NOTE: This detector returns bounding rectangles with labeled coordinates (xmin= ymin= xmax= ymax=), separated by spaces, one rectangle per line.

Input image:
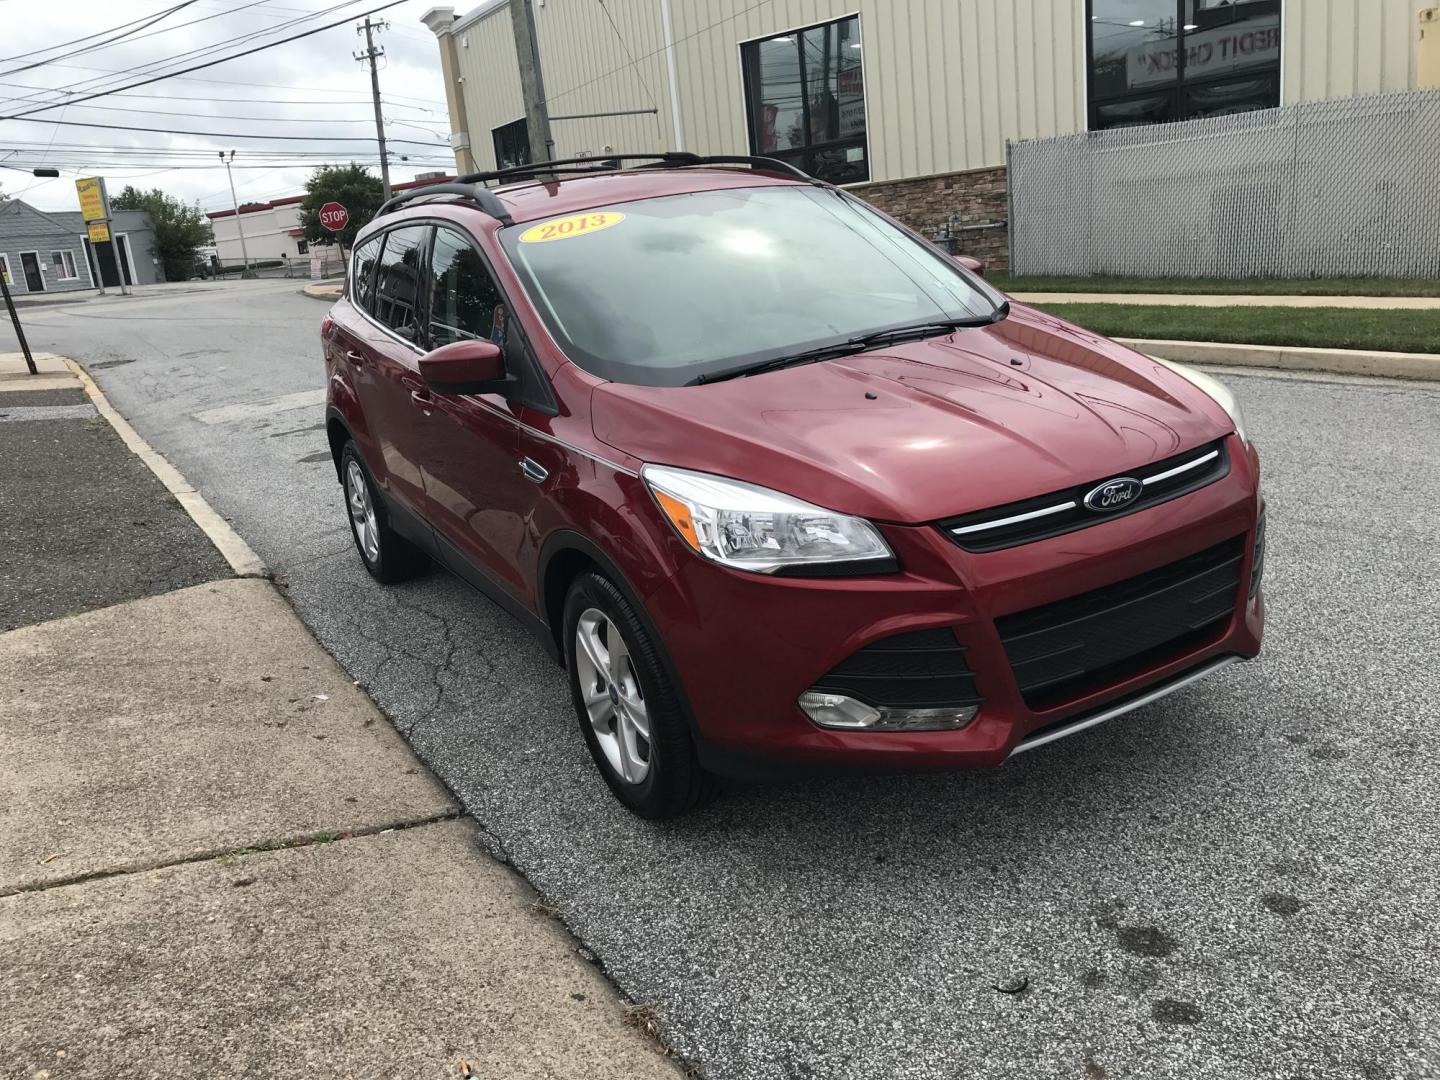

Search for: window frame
xmin=350 ymin=220 xmax=556 ymax=413
xmin=738 ymin=12 xmax=871 ymax=185
xmin=1084 ymin=0 xmax=1282 ymax=131
xmin=0 ymin=253 xmax=10 ymax=287
xmin=50 ymin=249 xmax=78 ymax=280
xmin=492 ymin=117 xmax=532 ymax=171
xmin=368 ymin=224 xmax=432 ymax=344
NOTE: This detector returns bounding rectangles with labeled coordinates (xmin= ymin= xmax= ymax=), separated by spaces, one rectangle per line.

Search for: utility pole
xmin=509 ymin=0 xmax=553 ymax=162
xmin=219 ymin=151 xmax=254 ymax=278
xmin=356 ymin=17 xmax=392 ymax=199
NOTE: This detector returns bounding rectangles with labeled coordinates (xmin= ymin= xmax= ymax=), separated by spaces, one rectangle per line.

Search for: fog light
xmin=798 ymin=691 xmax=979 ymax=732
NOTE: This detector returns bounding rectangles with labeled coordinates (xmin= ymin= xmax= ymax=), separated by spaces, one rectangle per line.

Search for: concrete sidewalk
xmin=1010 ymin=290 xmax=1440 ymax=309
xmin=0 ymin=351 xmax=683 ymax=1079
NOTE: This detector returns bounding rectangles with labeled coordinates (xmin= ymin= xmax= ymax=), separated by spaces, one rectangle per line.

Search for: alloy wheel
xmin=345 ymin=459 xmax=380 ymax=565
xmin=574 ymin=608 xmax=652 ymax=785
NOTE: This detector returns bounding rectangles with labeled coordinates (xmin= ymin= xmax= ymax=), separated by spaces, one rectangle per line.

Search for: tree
xmin=112 ymin=186 xmax=212 ymax=281
xmin=299 ymin=164 xmax=384 ymax=253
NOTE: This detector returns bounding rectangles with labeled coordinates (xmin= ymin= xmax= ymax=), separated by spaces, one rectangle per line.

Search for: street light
xmin=218 ymin=150 xmax=255 ymax=279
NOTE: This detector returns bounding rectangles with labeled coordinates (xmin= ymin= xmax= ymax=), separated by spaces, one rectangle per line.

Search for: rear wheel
xmin=340 ymin=442 xmax=429 ymax=583
xmin=563 ymin=571 xmax=712 ymax=819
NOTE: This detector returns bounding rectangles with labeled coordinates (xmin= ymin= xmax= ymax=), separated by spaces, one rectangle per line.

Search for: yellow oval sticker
xmin=519 ymin=211 xmax=625 ymax=243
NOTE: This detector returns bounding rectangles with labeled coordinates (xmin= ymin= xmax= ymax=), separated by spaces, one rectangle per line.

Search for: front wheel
xmin=563 ymin=572 xmax=712 ymax=819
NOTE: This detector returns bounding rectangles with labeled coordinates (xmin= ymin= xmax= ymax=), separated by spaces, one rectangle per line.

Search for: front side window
xmin=501 ymin=186 xmax=998 ymax=388
xmin=1088 ymin=0 xmax=1280 ymax=130
xmin=370 ymin=227 xmax=428 ymax=339
xmin=741 ymin=15 xmax=867 ymax=184
xmin=428 ymin=227 xmax=506 ymax=349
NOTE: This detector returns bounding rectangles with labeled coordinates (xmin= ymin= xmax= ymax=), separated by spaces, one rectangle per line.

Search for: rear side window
xmin=428 ymin=227 xmax=506 ymax=348
xmin=371 ymin=226 xmax=428 ymax=341
xmin=351 ymin=236 xmax=383 ymax=313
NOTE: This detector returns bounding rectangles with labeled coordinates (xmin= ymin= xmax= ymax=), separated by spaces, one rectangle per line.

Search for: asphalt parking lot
xmin=7 ymin=284 xmax=1439 ymax=1079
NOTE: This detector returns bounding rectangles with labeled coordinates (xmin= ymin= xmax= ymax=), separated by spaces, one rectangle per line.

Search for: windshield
xmin=499 ymin=185 xmax=1001 ymax=387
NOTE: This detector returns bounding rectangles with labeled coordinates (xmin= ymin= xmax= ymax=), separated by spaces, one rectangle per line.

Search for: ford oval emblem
xmin=1083 ymin=477 xmax=1143 ymax=512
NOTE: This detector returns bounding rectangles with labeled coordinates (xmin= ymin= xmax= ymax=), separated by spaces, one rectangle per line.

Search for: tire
xmin=340 ymin=441 xmax=430 ymax=584
xmin=563 ymin=571 xmax=713 ymax=819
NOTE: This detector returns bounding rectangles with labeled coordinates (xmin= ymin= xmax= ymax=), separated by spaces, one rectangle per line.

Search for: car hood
xmin=590 ymin=305 xmax=1235 ymax=524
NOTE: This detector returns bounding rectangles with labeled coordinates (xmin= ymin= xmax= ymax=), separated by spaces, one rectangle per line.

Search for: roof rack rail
xmin=374 ymin=152 xmax=821 ymax=224
xmin=375 ymin=182 xmax=515 ymax=225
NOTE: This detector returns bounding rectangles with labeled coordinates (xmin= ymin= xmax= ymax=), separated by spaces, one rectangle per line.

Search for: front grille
xmin=811 ymin=628 xmax=982 ymax=709
xmin=939 ymin=440 xmax=1230 ymax=553
xmin=996 ymin=537 xmax=1245 ymax=710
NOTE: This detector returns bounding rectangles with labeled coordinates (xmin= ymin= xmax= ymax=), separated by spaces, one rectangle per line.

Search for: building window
xmin=50 ymin=250 xmax=78 ymax=280
xmin=0 ymin=254 xmax=10 ymax=287
xmin=1087 ymin=0 xmax=1280 ymax=130
xmin=741 ymin=15 xmax=868 ymax=184
xmin=493 ymin=118 xmax=531 ymax=171
xmin=296 ymin=240 xmax=309 ymax=255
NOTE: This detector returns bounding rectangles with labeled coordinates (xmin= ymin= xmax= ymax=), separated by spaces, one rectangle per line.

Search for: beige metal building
xmin=421 ymin=0 xmax=1438 ymax=267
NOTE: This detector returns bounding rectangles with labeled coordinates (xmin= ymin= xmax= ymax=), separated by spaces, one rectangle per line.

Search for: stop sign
xmin=319 ymin=202 xmax=349 ymax=232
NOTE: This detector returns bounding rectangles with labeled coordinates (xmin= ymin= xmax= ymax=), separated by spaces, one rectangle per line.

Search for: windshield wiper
xmin=689 ymin=339 xmax=869 ymax=385
xmin=689 ymin=302 xmax=1010 ymax=386
xmin=847 ymin=304 xmax=1010 ymax=351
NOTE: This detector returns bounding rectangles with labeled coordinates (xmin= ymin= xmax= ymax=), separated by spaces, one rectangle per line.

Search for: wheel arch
xmin=537 ymin=529 xmax=703 ymax=742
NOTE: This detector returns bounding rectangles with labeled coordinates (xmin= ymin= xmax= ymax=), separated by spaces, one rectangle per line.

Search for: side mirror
xmin=419 ymin=339 xmax=510 ymax=395
xmin=954 ymin=254 xmax=986 ymax=278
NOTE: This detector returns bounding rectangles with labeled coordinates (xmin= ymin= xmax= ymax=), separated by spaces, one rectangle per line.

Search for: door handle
xmin=344 ymin=349 xmax=366 ymax=367
xmin=519 ymin=457 xmax=548 ymax=484
xmin=409 ymin=388 xmax=433 ymax=409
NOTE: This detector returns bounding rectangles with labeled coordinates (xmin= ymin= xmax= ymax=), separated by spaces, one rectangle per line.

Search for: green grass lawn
xmin=991 ymin=273 xmax=1440 ymax=298
xmin=1028 ymin=303 xmax=1440 ymax=355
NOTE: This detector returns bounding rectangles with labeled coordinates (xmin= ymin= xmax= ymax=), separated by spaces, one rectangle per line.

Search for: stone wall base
xmin=851 ymin=165 xmax=1010 ymax=271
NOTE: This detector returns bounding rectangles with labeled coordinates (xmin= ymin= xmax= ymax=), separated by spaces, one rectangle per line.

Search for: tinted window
xmin=493 ymin=118 xmax=531 ymax=171
xmin=428 ymin=228 xmax=506 ymax=348
xmin=371 ymin=226 xmax=428 ymax=339
xmin=742 ymin=15 xmax=867 ymax=184
xmin=501 ymin=186 xmax=999 ymax=388
xmin=352 ymin=235 xmax=384 ymax=313
xmin=1088 ymin=0 xmax=1280 ymax=130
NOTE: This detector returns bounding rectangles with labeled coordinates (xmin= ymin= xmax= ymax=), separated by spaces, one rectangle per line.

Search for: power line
xmin=28 ymin=0 xmax=372 ymax=110
xmin=2 ymin=114 xmax=449 ymax=145
xmin=8 ymin=100 xmax=447 ymax=125
xmin=0 ymin=2 xmax=188 ymax=64
xmin=541 ymin=0 xmax=775 ymax=107
xmin=0 ymin=79 xmax=445 ymax=112
xmin=0 ymin=2 xmax=200 ymax=79
xmin=1 ymin=0 xmax=409 ymax=120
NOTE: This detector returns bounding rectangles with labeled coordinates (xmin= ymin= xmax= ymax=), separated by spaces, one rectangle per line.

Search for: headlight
xmin=641 ymin=464 xmax=896 ymax=575
xmin=1155 ymin=357 xmax=1248 ymax=445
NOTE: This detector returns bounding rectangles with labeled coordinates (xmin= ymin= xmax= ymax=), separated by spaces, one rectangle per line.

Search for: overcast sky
xmin=0 ymin=0 xmax=458 ymax=215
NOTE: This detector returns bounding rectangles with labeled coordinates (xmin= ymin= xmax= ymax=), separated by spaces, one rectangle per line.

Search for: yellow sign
xmin=76 ymin=176 xmax=109 ymax=223
xmin=519 ymin=211 xmax=625 ymax=244
xmin=87 ymin=221 xmax=112 ymax=244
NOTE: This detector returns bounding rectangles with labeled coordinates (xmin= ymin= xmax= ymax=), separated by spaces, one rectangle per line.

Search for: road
xmin=7 ymin=282 xmax=1439 ymax=1080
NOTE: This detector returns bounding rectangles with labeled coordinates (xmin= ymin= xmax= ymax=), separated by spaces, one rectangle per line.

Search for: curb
xmin=1014 ymin=292 xmax=1440 ymax=310
xmin=1117 ymin=338 xmax=1440 ymax=382
xmin=65 ymin=359 xmax=269 ymax=579
xmin=302 ymin=282 xmax=343 ymax=301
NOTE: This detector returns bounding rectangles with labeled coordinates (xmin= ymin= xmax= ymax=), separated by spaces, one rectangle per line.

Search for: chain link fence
xmin=1008 ymin=89 xmax=1440 ymax=280
xmin=192 ymin=249 xmax=346 ymax=281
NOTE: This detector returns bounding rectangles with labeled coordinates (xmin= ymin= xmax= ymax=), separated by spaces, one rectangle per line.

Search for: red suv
xmin=322 ymin=153 xmax=1265 ymax=818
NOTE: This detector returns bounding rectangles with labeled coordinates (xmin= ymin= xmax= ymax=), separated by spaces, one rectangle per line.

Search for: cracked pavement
xmin=9 ymin=283 xmax=1439 ymax=1079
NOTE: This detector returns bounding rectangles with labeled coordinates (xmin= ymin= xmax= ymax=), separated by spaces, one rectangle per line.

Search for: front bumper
xmin=642 ymin=435 xmax=1265 ymax=777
